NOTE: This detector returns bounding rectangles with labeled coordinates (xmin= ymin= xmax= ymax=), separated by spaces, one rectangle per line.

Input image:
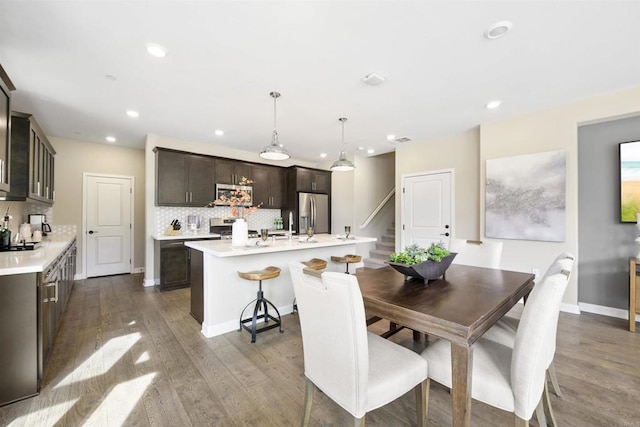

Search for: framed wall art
xmin=620 ymin=140 xmax=640 ymax=222
xmin=486 ymin=150 xmax=566 ymax=242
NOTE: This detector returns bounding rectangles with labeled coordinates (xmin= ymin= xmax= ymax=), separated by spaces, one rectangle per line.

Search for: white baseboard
xmin=201 ymin=304 xmax=294 ymax=338
xmin=132 ymin=267 xmax=144 ymax=274
xmin=74 ymin=273 xmax=87 ymax=280
xmin=560 ymin=303 xmax=581 ymax=315
xmin=579 ymin=302 xmax=640 ymax=322
xmin=143 ymin=279 xmax=156 ymax=287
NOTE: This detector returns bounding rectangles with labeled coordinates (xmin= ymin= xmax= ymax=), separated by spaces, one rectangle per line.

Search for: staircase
xmin=364 ymin=223 xmax=396 ymax=269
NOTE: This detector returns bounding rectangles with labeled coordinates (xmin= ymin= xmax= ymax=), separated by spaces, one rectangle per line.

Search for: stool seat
xmin=302 ymin=258 xmax=327 ymax=271
xmin=331 ymin=254 xmax=362 ymax=263
xmin=238 ymin=266 xmax=283 ymax=343
xmin=238 ymin=266 xmax=281 ymax=281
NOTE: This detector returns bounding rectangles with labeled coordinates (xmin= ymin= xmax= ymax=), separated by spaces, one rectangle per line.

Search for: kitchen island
xmin=185 ymin=234 xmax=376 ymax=337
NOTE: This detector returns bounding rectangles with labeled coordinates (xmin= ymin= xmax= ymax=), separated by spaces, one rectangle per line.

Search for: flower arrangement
xmin=206 ymin=177 xmax=262 ymax=218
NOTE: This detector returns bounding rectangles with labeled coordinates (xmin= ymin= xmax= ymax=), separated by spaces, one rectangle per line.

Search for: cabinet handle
xmin=0 ymin=159 xmax=3 ymax=183
xmin=37 ymin=182 xmax=41 ymax=195
xmin=45 ymin=281 xmax=59 ymax=303
xmin=190 ymin=192 xmax=193 ymax=202
xmin=46 ymin=186 xmax=49 ymax=198
xmin=186 ymin=192 xmax=189 ymax=203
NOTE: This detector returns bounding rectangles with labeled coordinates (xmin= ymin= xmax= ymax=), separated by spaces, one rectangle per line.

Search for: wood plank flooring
xmin=1 ymin=273 xmax=638 ymax=426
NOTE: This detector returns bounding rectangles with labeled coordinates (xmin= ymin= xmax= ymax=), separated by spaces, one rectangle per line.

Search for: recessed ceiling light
xmin=386 ymin=134 xmax=396 ymax=141
xmin=126 ymin=110 xmax=139 ymax=118
xmin=362 ymin=72 xmax=386 ymax=86
xmin=105 ymin=136 xmax=116 ymax=143
xmin=358 ymin=146 xmax=365 ymax=151
xmin=214 ymin=129 xmax=224 ymax=136
xmin=146 ymin=43 xmax=167 ymax=58
xmin=105 ymin=74 xmax=117 ymax=81
xmin=484 ymin=21 xmax=512 ymax=39
xmin=486 ymin=100 xmax=502 ymax=109
xmin=320 ymin=153 xmax=327 ymax=158
xmin=367 ymin=149 xmax=375 ymax=154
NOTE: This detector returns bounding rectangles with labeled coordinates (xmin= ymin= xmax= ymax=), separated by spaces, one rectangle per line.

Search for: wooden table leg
xmin=451 ymin=343 xmax=473 ymax=427
xmin=631 ymin=258 xmax=637 ymax=333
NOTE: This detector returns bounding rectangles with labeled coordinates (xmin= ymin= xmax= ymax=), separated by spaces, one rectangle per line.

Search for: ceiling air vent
xmin=392 ymin=136 xmax=412 ymax=144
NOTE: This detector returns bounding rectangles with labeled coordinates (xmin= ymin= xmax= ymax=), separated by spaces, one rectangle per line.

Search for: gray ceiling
xmin=1 ymin=1 xmax=639 ymax=163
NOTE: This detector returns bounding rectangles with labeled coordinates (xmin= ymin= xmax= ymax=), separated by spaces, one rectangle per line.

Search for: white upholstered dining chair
xmin=448 ymin=239 xmax=503 ymax=269
xmin=482 ymin=253 xmax=575 ymax=398
xmin=288 ymin=261 xmax=429 ymax=427
xmin=420 ymin=263 xmax=573 ymax=426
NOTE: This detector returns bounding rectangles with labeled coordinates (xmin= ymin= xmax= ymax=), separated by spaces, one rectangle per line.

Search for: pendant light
xmin=331 ymin=117 xmax=355 ymax=171
xmin=259 ymin=91 xmax=290 ymax=160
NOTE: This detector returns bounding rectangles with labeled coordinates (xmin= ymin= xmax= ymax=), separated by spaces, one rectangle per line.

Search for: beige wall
xmin=395 ymin=87 xmax=639 ymax=311
xmin=480 ymin=87 xmax=640 ymax=309
xmin=395 ymin=128 xmax=481 ymax=242
xmin=51 ymin=137 xmax=145 ymax=278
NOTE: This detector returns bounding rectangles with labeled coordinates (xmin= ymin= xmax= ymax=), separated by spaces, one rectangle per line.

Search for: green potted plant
xmin=388 ymin=243 xmax=456 ymax=282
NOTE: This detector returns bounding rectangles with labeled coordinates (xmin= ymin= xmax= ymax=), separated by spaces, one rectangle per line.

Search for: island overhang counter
xmin=185 ymin=234 xmax=377 ymax=338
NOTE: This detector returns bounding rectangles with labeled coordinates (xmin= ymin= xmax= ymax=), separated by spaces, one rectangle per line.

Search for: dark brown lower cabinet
xmin=0 ymin=239 xmax=76 ymax=406
xmin=159 ymin=241 xmax=191 ymax=291
xmin=190 ymin=248 xmax=203 ymax=323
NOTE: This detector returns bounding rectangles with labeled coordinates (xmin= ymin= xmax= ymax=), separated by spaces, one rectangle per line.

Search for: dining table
xmin=355 ymin=264 xmax=535 ymax=427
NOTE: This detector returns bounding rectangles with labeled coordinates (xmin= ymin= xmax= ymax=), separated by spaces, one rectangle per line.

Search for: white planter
xmin=232 ymin=218 xmax=248 ymax=247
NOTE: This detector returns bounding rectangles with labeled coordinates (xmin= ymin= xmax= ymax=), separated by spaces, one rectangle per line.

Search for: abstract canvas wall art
xmin=486 ymin=150 xmax=566 ymax=241
xmin=620 ymin=140 xmax=640 ymax=223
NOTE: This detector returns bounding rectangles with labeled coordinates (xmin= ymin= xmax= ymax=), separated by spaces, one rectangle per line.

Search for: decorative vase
xmin=387 ymin=253 xmax=457 ymax=283
xmin=232 ymin=218 xmax=248 ymax=247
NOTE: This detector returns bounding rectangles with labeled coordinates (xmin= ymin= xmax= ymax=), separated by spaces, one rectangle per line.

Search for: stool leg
xmin=264 ymin=299 xmax=284 ymax=333
xmin=293 ymin=297 xmax=298 ymax=313
xmin=239 ymin=298 xmax=259 ymax=331
xmin=345 ymin=263 xmax=350 ymax=274
xmin=250 ymin=298 xmax=261 ymax=343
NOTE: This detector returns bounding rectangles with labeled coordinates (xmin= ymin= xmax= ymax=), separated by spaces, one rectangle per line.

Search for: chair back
xmin=289 ymin=262 xmax=370 ymax=416
xmin=450 ymin=239 xmax=503 ymax=269
xmin=511 ymin=257 xmax=573 ymax=420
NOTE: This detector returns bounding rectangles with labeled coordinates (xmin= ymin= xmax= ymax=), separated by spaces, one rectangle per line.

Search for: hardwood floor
xmin=1 ymin=273 xmax=639 ymax=426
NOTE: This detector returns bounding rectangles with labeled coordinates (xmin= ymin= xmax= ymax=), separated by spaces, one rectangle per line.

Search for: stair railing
xmin=359 ymin=188 xmax=395 ymax=229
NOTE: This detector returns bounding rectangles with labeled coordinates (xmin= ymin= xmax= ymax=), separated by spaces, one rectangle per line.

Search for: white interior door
xmin=85 ymin=174 xmax=132 ymax=277
xmin=401 ymin=171 xmax=452 ymax=249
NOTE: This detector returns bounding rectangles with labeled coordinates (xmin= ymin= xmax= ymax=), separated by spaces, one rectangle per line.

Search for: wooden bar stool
xmin=238 ymin=266 xmax=283 ymax=343
xmin=331 ymin=254 xmax=362 ymax=274
xmin=293 ymin=258 xmax=327 ymax=313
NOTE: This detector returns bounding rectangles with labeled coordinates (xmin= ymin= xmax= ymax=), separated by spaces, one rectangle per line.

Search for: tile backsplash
xmin=155 ymin=206 xmax=290 ymax=235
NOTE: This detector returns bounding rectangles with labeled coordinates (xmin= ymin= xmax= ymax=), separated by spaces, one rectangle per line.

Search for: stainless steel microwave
xmin=215 ymin=183 xmax=253 ymax=206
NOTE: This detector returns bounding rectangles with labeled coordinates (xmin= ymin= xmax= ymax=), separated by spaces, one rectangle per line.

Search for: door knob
xmin=440 ymin=232 xmax=450 ymax=237
xmin=88 ymin=230 xmax=98 ymax=234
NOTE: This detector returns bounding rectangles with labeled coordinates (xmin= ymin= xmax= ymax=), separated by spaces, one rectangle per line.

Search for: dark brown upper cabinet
xmin=0 ymin=64 xmax=15 ymax=194
xmin=290 ymin=166 xmax=331 ymax=193
xmin=215 ymin=158 xmax=253 ymax=185
xmin=6 ymin=112 xmax=56 ymax=204
xmin=155 ymin=148 xmax=216 ymax=206
xmin=252 ymin=164 xmax=284 ymax=208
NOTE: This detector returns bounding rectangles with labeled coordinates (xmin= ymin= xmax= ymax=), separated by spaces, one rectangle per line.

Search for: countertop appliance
xmin=298 ymin=192 xmax=329 ymax=235
xmin=28 ymin=214 xmax=52 ymax=235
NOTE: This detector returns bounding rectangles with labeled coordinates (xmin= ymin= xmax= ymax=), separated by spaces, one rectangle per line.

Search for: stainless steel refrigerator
xmin=298 ymin=192 xmax=329 ymax=235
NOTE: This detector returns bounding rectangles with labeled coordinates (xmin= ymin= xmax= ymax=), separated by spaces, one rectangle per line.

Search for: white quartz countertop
xmin=0 ymin=232 xmax=77 ymax=276
xmin=153 ymin=232 xmax=222 ymax=241
xmin=185 ymin=234 xmax=376 ymax=257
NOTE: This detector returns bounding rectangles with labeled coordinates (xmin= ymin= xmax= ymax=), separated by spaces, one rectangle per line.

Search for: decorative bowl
xmin=387 ymin=253 xmax=457 ymax=283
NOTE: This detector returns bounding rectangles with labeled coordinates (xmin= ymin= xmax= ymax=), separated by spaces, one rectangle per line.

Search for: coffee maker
xmin=28 ymin=214 xmax=52 ymax=235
